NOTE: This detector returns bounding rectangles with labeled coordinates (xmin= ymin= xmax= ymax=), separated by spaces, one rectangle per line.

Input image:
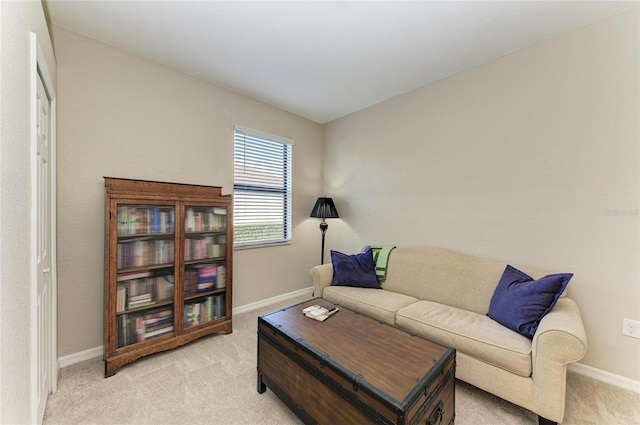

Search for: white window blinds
xmin=233 ymin=127 xmax=292 ymax=248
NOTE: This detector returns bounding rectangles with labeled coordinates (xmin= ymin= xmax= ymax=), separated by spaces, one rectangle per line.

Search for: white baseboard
xmin=58 ymin=345 xmax=103 ymax=368
xmin=57 ymin=286 xmax=314 ymax=368
xmin=568 ymin=362 xmax=640 ymax=394
xmin=233 ymin=286 xmax=313 ymax=315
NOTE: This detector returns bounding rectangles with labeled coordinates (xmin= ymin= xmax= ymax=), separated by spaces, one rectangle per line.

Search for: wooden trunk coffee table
xmin=257 ymin=299 xmax=456 ymax=425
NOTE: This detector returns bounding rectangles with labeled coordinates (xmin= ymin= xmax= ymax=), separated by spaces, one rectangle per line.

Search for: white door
xmin=36 ymin=70 xmax=51 ymax=424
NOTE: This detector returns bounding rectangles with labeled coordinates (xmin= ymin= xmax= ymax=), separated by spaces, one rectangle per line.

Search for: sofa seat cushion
xmin=322 ymin=286 xmax=419 ymax=325
xmin=396 ymin=301 xmax=533 ymax=377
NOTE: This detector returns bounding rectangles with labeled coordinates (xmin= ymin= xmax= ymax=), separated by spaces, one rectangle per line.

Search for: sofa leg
xmin=538 ymin=416 xmax=557 ymax=425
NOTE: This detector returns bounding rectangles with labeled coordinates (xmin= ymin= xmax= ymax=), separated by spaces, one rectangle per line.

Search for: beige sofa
xmin=310 ymin=246 xmax=587 ymax=425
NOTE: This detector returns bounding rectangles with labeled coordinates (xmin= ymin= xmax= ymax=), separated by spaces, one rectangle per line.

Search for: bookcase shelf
xmin=104 ymin=178 xmax=233 ymax=377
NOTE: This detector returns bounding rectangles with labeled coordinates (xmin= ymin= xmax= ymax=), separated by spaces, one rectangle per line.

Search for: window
xmin=233 ymin=126 xmax=292 ymax=248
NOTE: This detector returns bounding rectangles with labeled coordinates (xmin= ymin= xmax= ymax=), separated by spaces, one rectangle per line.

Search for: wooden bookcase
xmin=103 ymin=177 xmax=233 ymax=377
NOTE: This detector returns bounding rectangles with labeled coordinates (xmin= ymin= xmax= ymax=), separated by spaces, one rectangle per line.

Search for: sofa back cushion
xmin=382 ymin=246 xmax=549 ymax=316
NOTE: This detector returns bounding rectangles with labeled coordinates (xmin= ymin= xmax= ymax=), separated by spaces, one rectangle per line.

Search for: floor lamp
xmin=310 ymin=197 xmax=339 ymax=264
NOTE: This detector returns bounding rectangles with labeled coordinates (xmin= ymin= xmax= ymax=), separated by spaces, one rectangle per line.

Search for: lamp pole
xmin=319 ymin=218 xmax=328 ymax=264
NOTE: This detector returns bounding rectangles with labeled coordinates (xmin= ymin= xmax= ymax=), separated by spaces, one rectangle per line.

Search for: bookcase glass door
xmin=183 ymin=205 xmax=227 ymax=329
xmin=115 ymin=205 xmax=176 ymax=348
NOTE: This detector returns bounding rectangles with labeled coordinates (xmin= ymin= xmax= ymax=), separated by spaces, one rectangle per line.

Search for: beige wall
xmin=324 ymin=9 xmax=640 ymax=381
xmin=47 ymin=5 xmax=640 ymax=385
xmin=52 ymin=25 xmax=323 ymax=357
xmin=0 ymin=1 xmax=57 ymax=422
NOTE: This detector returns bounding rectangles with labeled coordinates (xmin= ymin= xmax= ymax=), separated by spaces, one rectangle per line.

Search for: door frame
xmin=30 ymin=31 xmax=58 ymax=424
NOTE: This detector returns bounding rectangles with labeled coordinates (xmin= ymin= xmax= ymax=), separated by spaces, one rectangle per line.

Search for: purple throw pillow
xmin=488 ymin=265 xmax=572 ymax=338
xmin=330 ymin=247 xmax=380 ymax=289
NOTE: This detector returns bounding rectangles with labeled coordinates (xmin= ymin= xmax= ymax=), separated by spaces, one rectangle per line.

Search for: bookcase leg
xmin=104 ymin=360 xmax=117 ymax=378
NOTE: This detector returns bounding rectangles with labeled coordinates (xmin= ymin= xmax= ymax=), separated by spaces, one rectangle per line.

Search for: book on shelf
xmin=144 ymin=319 xmax=173 ymax=333
xmin=116 ymin=274 xmax=174 ymax=312
xmin=184 ymin=235 xmax=226 ymax=261
xmin=185 ymin=207 xmax=227 ymax=232
xmin=143 ymin=309 xmax=173 ymax=327
xmin=117 ymin=238 xmax=175 ymax=269
xmin=143 ymin=325 xmax=173 ymax=340
xmin=197 ymin=282 xmax=215 ymax=292
xmin=117 ymin=307 xmax=174 ymax=347
xmin=117 ymin=270 xmax=151 ymax=281
xmin=134 ymin=317 xmax=174 ymax=343
xmin=184 ymin=303 xmax=202 ymax=328
xmin=128 ymin=297 xmax=154 ymax=309
xmin=216 ymin=266 xmax=226 ymax=288
xmin=116 ymin=284 xmax=127 ymax=313
xmin=196 ymin=264 xmax=217 ymax=291
xmin=184 ymin=268 xmax=197 ymax=294
xmin=185 ymin=264 xmax=226 ymax=293
xmin=128 ymin=293 xmax=152 ymax=301
xmin=215 ymin=295 xmax=225 ymax=318
xmin=117 ymin=206 xmax=175 ymax=235
xmin=184 ymin=294 xmax=225 ymax=328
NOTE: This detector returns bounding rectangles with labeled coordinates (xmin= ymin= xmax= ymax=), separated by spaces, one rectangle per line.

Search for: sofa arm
xmin=310 ymin=264 xmax=334 ymax=297
xmin=533 ymin=297 xmax=587 ymax=364
xmin=531 ymin=297 xmax=588 ymax=422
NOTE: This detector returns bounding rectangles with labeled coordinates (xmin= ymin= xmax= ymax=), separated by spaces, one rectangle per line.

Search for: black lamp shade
xmin=310 ymin=197 xmax=339 ymax=219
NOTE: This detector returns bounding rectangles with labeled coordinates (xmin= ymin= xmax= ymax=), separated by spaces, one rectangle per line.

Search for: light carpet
xmin=44 ymin=295 xmax=640 ymax=424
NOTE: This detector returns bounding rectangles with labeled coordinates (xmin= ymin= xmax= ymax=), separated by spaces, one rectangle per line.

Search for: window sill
xmin=233 ymin=240 xmax=292 ymax=251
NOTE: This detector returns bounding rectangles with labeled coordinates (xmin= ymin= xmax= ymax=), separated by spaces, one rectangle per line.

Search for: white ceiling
xmin=44 ymin=1 xmax=637 ymax=124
